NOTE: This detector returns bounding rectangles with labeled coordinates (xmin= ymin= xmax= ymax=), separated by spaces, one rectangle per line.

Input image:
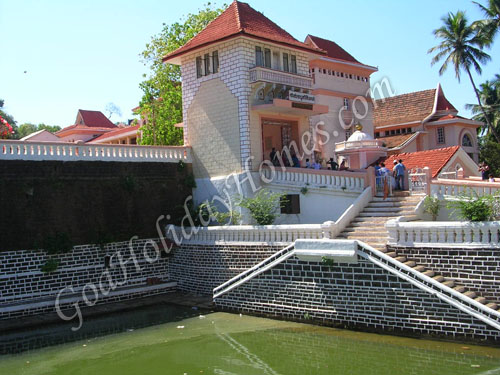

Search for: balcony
xmin=335 ymin=139 xmax=385 ymax=152
xmin=249 ymin=66 xmax=313 ymax=90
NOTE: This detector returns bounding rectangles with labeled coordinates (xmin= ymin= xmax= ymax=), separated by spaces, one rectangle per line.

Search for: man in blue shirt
xmin=394 ymin=159 xmax=406 ymax=190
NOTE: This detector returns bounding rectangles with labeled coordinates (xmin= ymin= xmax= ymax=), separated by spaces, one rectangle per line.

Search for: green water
xmin=1 ymin=311 xmax=500 ymax=375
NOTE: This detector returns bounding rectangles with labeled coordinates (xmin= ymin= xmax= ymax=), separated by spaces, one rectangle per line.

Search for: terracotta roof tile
xmin=78 ymin=110 xmax=117 ymax=129
xmin=373 ymin=89 xmax=436 ymax=128
xmin=305 ymin=35 xmax=360 ymax=64
xmin=164 ymin=1 xmax=324 ymax=62
xmin=89 ymin=125 xmax=140 ymax=142
xmin=382 ymin=146 xmax=460 ymax=178
xmin=378 ymin=133 xmax=416 ymax=149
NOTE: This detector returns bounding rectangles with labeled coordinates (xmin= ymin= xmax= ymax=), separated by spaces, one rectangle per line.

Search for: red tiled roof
xmin=89 ymin=125 xmax=140 ymax=142
xmin=305 ymin=35 xmax=360 ymax=64
xmin=163 ymin=1 xmax=324 ymax=62
xmin=382 ymin=146 xmax=460 ymax=178
xmin=56 ymin=124 xmax=115 ymax=135
xmin=378 ymin=133 xmax=416 ymax=149
xmin=373 ymin=89 xmax=436 ymax=128
xmin=436 ymin=92 xmax=457 ymax=112
xmin=77 ymin=110 xmax=117 ymax=128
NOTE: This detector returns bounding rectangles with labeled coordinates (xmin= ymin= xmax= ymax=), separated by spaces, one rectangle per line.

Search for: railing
xmin=408 ymin=168 xmax=429 ymax=194
xmin=165 ymin=187 xmax=373 ymax=244
xmin=249 ymin=66 xmax=313 ymax=89
xmin=0 ymin=140 xmax=192 ymax=163
xmin=438 ymin=171 xmax=457 ymax=179
xmin=386 ymin=218 xmax=500 ymax=248
xmin=213 ymin=243 xmax=296 ymax=298
xmin=166 ymin=223 xmax=332 ymax=245
xmin=431 ymin=179 xmax=500 ymax=197
xmin=261 ymin=167 xmax=367 ymax=192
xmin=213 ymin=238 xmax=500 ymax=331
xmin=334 ymin=139 xmax=384 ymax=152
xmin=356 ymin=240 xmax=500 ymax=331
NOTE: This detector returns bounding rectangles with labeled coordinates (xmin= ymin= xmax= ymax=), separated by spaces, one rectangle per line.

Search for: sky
xmin=1 ymin=0 xmax=499 ymax=128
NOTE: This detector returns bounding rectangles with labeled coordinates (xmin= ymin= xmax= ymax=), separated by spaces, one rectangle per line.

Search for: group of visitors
xmin=479 ymin=162 xmax=494 ymax=181
xmin=374 ymin=159 xmax=406 ymax=190
xmin=269 ymin=148 xmax=301 ymax=168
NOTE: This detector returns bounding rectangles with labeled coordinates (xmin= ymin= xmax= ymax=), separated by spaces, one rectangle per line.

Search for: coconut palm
xmin=465 ymin=75 xmax=500 ymax=138
xmin=428 ymin=11 xmax=500 ymax=142
xmin=473 ymin=0 xmax=500 ymax=45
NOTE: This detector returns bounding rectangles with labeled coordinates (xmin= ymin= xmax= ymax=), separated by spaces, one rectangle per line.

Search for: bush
xmin=423 ymin=196 xmax=441 ymax=221
xmin=199 ymin=202 xmax=241 ymax=225
xmin=238 ymin=189 xmax=285 ymax=225
xmin=41 ymin=258 xmax=60 ymax=274
xmin=446 ymin=191 xmax=494 ymax=221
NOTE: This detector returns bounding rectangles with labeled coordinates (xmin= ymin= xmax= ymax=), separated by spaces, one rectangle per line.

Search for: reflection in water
xmin=0 ymin=309 xmax=499 ymax=375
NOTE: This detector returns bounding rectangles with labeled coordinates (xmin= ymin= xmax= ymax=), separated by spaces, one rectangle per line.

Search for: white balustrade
xmin=430 ymin=179 xmax=500 ymax=197
xmin=0 ymin=140 xmax=192 ymax=163
xmin=386 ymin=219 xmax=500 ymax=248
xmin=334 ymin=139 xmax=384 ymax=152
xmin=249 ymin=66 xmax=312 ymax=89
xmin=261 ymin=167 xmax=367 ymax=192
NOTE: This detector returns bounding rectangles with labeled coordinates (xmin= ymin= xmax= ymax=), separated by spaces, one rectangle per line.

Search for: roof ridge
xmin=374 ymin=88 xmax=436 ymax=102
xmin=234 ymin=0 xmax=242 ymax=31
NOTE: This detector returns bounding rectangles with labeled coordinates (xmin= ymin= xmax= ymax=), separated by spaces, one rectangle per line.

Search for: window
xmin=375 ymin=132 xmax=380 ymax=138
xmin=282 ymin=53 xmax=289 ymax=72
xmin=437 ymin=127 xmax=445 ymax=144
xmin=256 ymin=46 xmax=263 ymax=66
xmin=290 ymin=55 xmax=297 ymax=73
xmin=272 ymin=51 xmax=280 ymax=70
xmin=462 ymin=133 xmax=473 ymax=147
xmin=264 ymin=48 xmax=271 ymax=68
xmin=196 ymin=56 xmax=202 ymax=78
xmin=204 ymin=53 xmax=210 ymax=76
xmin=281 ymin=194 xmax=300 ymax=214
xmin=343 ymin=98 xmax=349 ymax=109
xmin=212 ymin=51 xmax=219 ymax=73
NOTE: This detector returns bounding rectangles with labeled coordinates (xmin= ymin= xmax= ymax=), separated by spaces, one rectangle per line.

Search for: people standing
xmin=327 ymin=157 xmax=338 ymax=171
xmin=479 ymin=162 xmax=490 ymax=181
xmin=270 ymin=148 xmax=279 ymax=166
xmin=394 ymin=159 xmax=406 ymax=190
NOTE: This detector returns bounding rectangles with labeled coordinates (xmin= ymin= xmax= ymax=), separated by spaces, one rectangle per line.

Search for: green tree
xmin=238 ymin=190 xmax=285 ymax=225
xmin=17 ymin=123 xmax=38 ymax=139
xmin=38 ymin=123 xmax=61 ymax=133
xmin=474 ymin=0 xmax=500 ymax=44
xmin=479 ymin=138 xmax=500 ymax=176
xmin=428 ymin=11 xmax=500 ymax=142
xmin=465 ymin=74 xmax=500 ymax=139
xmin=137 ymin=3 xmax=224 ymax=145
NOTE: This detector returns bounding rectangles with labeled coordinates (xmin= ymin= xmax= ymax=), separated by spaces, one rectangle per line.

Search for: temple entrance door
xmin=261 ymin=118 xmax=299 ymax=163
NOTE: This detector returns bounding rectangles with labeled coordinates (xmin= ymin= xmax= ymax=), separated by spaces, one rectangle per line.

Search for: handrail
xmin=334 ymin=139 xmax=385 ymax=152
xmin=213 ymin=243 xmax=295 ymax=298
xmin=213 ymin=239 xmax=500 ymax=331
xmin=261 ymin=167 xmax=367 ymax=191
xmin=386 ymin=219 xmax=500 ymax=248
xmin=165 ymin=187 xmax=372 ymax=244
xmin=355 ymin=240 xmax=500 ymax=330
xmin=249 ymin=66 xmax=312 ymax=89
xmin=0 ymin=140 xmax=192 ymax=163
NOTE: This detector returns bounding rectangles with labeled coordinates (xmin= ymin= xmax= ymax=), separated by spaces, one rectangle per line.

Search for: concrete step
xmin=404 ymin=260 xmax=416 ymax=267
xmin=367 ymin=201 xmax=420 ymax=208
xmin=423 ymin=270 xmax=435 ymax=277
xmin=386 ymin=252 xmax=397 ymax=257
xmin=358 ymin=212 xmax=406 ymax=217
xmin=340 ymin=231 xmax=387 ymax=238
xmin=442 ymin=280 xmax=455 ymax=288
xmin=486 ymin=303 xmax=498 ymax=310
xmin=475 ymin=296 xmax=487 ymax=304
xmin=363 ymin=207 xmax=415 ymax=213
xmin=464 ymin=291 xmax=477 ymax=299
xmin=433 ymin=275 xmax=445 ymax=282
xmin=394 ymin=256 xmax=407 ymax=262
xmin=413 ymin=265 xmax=426 ymax=272
xmin=454 ymin=285 xmax=466 ymax=293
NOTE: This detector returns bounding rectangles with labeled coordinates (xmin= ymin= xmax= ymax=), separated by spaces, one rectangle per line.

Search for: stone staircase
xmin=337 ymin=192 xmax=499 ymax=311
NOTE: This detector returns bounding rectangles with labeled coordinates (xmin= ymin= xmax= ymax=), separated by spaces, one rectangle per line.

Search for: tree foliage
xmin=238 ymin=190 xmax=286 ymax=226
xmin=0 ymin=99 xmax=16 ymax=139
xmin=17 ymin=122 xmax=62 ymax=139
xmin=466 ymin=74 xmax=500 ymax=139
xmin=474 ymin=0 xmax=500 ymax=44
xmin=480 ymin=138 xmax=500 ymax=176
xmin=428 ymin=11 xmax=500 ymax=142
xmin=137 ymin=3 xmax=225 ymax=145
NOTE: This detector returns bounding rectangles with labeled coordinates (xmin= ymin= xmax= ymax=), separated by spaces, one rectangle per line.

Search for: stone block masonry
xmin=169 ymin=243 xmax=283 ymax=295
xmin=215 ymin=255 xmax=500 ymax=344
xmin=390 ymin=245 xmax=500 ymax=304
xmin=0 ymin=160 xmax=192 ymax=251
xmin=0 ymin=238 xmax=171 ymax=320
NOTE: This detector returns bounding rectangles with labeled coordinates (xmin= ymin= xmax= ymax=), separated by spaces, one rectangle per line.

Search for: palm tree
xmin=428 ymin=11 xmax=500 ymax=142
xmin=473 ymin=0 xmax=500 ymax=45
xmin=466 ymin=75 xmax=500 ymax=139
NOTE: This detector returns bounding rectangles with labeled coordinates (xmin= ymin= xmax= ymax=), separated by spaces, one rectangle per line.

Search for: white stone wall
xmin=180 ymin=36 xmax=312 ymax=177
